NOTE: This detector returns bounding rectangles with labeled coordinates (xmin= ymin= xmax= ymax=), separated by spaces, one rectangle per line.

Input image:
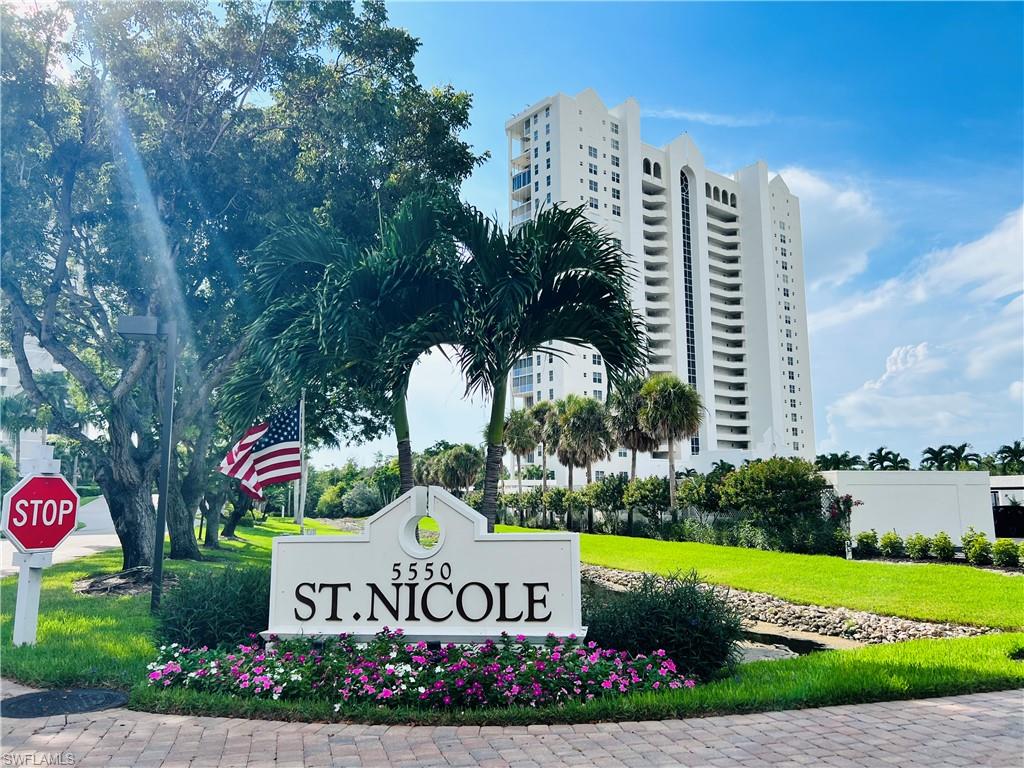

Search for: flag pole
xmin=294 ymin=389 xmax=307 ymax=528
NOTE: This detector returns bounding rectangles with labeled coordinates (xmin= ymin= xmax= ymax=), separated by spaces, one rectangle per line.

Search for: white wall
xmin=821 ymin=470 xmax=995 ymax=544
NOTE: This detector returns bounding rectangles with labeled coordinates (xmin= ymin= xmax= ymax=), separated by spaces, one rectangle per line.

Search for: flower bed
xmin=146 ymin=630 xmax=695 ymax=710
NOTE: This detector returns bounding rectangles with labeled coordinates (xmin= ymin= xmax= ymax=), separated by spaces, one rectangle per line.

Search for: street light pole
xmin=151 ymin=320 xmax=176 ymax=612
xmin=116 ymin=315 xmax=177 ymax=613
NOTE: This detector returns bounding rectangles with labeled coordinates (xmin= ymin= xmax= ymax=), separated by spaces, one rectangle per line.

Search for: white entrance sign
xmin=266 ymin=486 xmax=585 ymax=642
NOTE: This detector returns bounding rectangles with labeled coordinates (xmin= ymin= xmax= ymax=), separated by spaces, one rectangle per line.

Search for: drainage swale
xmin=1 ymin=689 xmax=127 ymax=719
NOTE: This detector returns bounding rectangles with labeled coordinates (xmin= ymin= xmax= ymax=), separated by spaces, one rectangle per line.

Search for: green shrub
xmin=342 ymin=481 xmax=379 ymax=517
xmin=992 ymin=538 xmax=1020 ymax=568
xmin=931 ymin=531 xmax=956 ymax=561
xmin=1019 ymin=541 xmax=1024 ymax=564
xmin=584 ymin=571 xmax=742 ymax=682
xmin=964 ymin=533 xmax=993 ymax=566
xmin=879 ymin=530 xmax=905 ymax=558
xmin=854 ymin=529 xmax=879 ymax=558
xmin=960 ymin=526 xmax=984 ymax=553
xmin=718 ymin=457 xmax=838 ymax=554
xmin=905 ymin=533 xmax=931 ymax=560
xmin=156 ymin=566 xmax=271 ymax=649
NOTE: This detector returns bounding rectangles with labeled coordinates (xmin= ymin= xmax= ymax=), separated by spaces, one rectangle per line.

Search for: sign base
xmin=12 ymin=551 xmax=52 ymax=647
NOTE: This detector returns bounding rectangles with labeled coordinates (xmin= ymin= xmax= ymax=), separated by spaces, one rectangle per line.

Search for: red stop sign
xmin=2 ymin=475 xmax=79 ymax=553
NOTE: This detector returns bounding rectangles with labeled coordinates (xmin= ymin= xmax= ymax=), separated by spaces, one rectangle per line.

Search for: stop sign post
xmin=2 ymin=474 xmax=79 ymax=646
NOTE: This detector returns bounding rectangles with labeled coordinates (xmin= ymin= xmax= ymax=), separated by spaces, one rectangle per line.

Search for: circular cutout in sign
xmin=398 ymin=509 xmax=445 ymax=559
xmin=2 ymin=689 xmax=128 ymax=719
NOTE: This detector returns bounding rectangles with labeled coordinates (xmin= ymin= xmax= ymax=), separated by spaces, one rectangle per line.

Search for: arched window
xmin=705 ymin=182 xmax=711 ymax=197
xmin=730 ymin=193 xmax=737 ymax=207
xmin=713 ymin=186 xmax=720 ymax=202
xmin=642 ymin=158 xmax=652 ymax=175
xmin=653 ymin=162 xmax=662 ymax=179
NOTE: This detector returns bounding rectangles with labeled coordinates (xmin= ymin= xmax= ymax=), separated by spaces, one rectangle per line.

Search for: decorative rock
xmin=581 ymin=564 xmax=992 ymax=644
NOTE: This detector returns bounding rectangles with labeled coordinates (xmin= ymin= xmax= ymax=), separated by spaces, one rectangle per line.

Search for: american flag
xmin=219 ymin=403 xmax=302 ymax=500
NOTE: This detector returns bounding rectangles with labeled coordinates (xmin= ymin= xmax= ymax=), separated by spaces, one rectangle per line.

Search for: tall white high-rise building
xmin=505 ymin=89 xmax=815 ymax=484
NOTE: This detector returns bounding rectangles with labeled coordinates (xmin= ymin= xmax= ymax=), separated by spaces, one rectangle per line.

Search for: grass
xmin=129 ymin=632 xmax=1024 ymax=725
xmin=0 ymin=517 xmax=338 ymax=689
xmin=499 ymin=527 xmax=1024 ymax=630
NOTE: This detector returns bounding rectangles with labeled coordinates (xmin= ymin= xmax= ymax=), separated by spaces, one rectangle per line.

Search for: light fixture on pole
xmin=116 ymin=314 xmax=177 ymax=613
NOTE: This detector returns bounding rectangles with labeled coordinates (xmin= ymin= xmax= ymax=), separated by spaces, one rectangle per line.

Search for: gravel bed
xmin=582 ymin=563 xmax=993 ymax=644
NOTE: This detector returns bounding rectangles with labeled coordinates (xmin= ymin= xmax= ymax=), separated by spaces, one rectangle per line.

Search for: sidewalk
xmin=1 ymin=679 xmax=1021 ymax=767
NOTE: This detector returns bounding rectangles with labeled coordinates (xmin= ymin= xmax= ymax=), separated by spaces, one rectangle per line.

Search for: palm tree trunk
xmin=541 ymin=445 xmax=548 ymax=493
xmin=667 ymin=437 xmax=677 ymax=510
xmin=481 ymin=376 xmax=508 ymax=532
xmin=393 ymin=399 xmax=414 ymax=493
xmin=516 ymin=455 xmax=524 ymax=525
xmin=567 ymin=462 xmax=574 ymax=493
xmin=630 ymin=448 xmax=637 ymax=481
xmin=586 ymin=462 xmax=594 ymax=533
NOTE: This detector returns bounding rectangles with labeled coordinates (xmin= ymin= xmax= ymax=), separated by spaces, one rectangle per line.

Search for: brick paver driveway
xmin=1 ymin=681 xmax=1021 ymax=767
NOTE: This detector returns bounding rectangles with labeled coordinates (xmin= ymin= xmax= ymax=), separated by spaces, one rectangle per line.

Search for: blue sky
xmin=313 ymin=1 xmax=1024 ymax=468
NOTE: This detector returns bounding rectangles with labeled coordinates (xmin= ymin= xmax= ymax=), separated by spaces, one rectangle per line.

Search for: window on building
xmin=545 ymin=158 xmax=551 ymax=169
xmin=545 ymin=123 xmax=550 ymax=135
xmin=592 ymin=353 xmax=602 ymax=365
xmin=536 ymin=391 xmax=542 ymax=402
xmin=789 ymin=384 xmax=796 ymax=393
xmin=589 ymin=180 xmax=598 ymax=192
xmin=595 ymin=470 xmax=605 ymax=481
xmin=546 ymin=193 xmax=551 ymax=203
xmin=547 ymin=175 xmax=551 ymax=187
xmin=549 ymin=354 xmax=554 ymax=363
xmin=588 ymin=162 xmax=598 ymax=175
xmin=545 ymin=140 xmax=550 ymax=152
xmin=612 ymin=188 xmax=620 ymax=200
xmin=783 ymin=288 xmax=790 ymax=297
xmin=593 ymin=371 xmax=603 ymax=384
xmin=593 ymin=390 xmax=603 ymax=399
xmin=611 ymin=139 xmax=619 ymax=150
xmin=791 ymin=413 xmax=798 ymax=422
xmin=612 ymin=204 xmax=621 ymax=216
xmin=533 ymin=181 xmax=539 ymax=192
xmin=618 ymin=448 xmax=627 ymax=458
xmin=588 ymin=145 xmax=598 ymax=158
xmin=793 ymin=441 xmax=800 ymax=450
xmin=781 ymin=248 xmax=788 ymax=257
xmin=589 ymin=197 xmax=599 ymax=209
xmin=788 ymin=371 xmax=795 ymax=380
xmin=784 ymin=302 xmax=791 ymax=311
xmin=785 ymin=329 xmax=792 ymax=338
xmin=533 ymin=148 xmax=538 ymax=158
xmin=785 ymin=315 xmax=792 ymax=325
xmin=792 ymin=427 xmax=799 ymax=436
xmin=611 ymin=155 xmax=620 ymax=167
xmin=610 ymin=122 xmax=619 ymax=134
xmin=780 ymin=234 xmax=787 ymax=244
xmin=545 ymin=106 xmax=550 ymax=118
xmin=779 ymin=221 xmax=786 ymax=230
xmin=549 ymin=388 xmax=554 ymax=399
xmin=534 ymin=164 xmax=539 ymax=175
xmin=533 ymin=130 xmax=538 ymax=140
xmin=786 ymin=342 xmax=793 ymax=352
xmin=611 ymin=171 xmax=620 ymax=184
xmin=790 ymin=398 xmax=797 ymax=408
xmin=536 ymin=372 xmax=541 ymax=383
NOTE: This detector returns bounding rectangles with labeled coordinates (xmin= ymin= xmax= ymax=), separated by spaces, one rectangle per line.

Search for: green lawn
xmin=0 ymin=517 xmax=338 ymax=689
xmin=131 ymin=632 xmax=1024 ymax=725
xmin=500 ymin=527 xmax=1024 ymax=630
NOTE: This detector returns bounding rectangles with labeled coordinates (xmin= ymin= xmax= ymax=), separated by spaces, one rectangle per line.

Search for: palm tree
xmin=2 ymin=392 xmax=41 ymax=468
xmin=553 ymin=397 xmax=581 ymax=493
xmin=815 ymin=451 xmax=865 ymax=471
xmin=608 ymin=376 xmax=658 ymax=480
xmin=996 ymin=440 xmax=1024 ymax=474
xmin=239 ymin=194 xmax=460 ymax=493
xmin=451 ymin=204 xmax=647 ymax=530
xmin=439 ymin=444 xmax=484 ymax=497
xmin=945 ymin=442 xmax=981 ymax=470
xmin=638 ymin=373 xmax=703 ymax=508
xmin=867 ymin=446 xmax=911 ymax=471
xmin=504 ymin=408 xmax=537 ymax=499
xmin=920 ymin=445 xmax=951 ymax=470
xmin=561 ymin=396 xmax=613 ymax=532
xmin=528 ymin=400 xmax=556 ymax=493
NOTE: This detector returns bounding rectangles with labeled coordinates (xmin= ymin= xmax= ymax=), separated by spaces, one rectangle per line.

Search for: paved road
xmin=1 ymin=497 xmax=121 ymax=577
xmin=1 ymin=681 xmax=1021 ymax=767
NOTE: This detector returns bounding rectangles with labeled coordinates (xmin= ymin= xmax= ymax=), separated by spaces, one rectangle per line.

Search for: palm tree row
xmin=231 ymin=195 xmax=648 ymax=531
xmin=817 ymin=440 xmax=1023 ymax=473
xmin=503 ymin=372 xmax=704 ymax=530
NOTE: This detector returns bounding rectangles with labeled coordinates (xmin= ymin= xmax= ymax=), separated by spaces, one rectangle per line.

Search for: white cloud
xmin=642 ymin=108 xmax=774 ymax=128
xmin=777 ymin=166 xmax=886 ymax=289
xmin=810 ymin=207 xmax=1024 ymax=331
xmin=1010 ymin=380 xmax=1024 ymax=403
xmin=864 ymin=342 xmax=945 ymax=390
